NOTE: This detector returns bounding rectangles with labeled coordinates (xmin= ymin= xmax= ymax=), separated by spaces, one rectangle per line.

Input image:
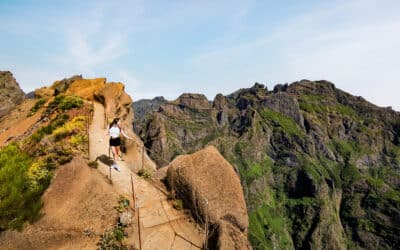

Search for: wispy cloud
xmin=190 ymin=0 xmax=400 ymax=110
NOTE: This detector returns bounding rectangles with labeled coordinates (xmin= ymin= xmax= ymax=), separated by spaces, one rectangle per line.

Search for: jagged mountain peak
xmin=135 ymin=79 xmax=400 ymax=249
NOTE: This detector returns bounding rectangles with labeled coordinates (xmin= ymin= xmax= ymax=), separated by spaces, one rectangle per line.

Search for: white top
xmin=109 ymin=126 xmax=120 ymax=138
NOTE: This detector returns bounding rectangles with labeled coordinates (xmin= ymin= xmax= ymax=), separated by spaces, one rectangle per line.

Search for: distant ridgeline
xmin=134 ymin=80 xmax=400 ymax=249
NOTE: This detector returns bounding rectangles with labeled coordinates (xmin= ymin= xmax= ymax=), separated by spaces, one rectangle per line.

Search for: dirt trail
xmin=89 ymin=102 xmax=205 ymax=249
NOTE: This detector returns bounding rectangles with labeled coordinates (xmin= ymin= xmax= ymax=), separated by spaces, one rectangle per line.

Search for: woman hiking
xmin=105 ymin=117 xmax=132 ymax=171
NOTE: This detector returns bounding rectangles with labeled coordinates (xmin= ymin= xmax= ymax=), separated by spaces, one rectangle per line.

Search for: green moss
xmin=249 ymin=198 xmax=293 ymax=250
xmin=341 ymin=164 xmax=361 ymax=186
xmin=335 ymin=104 xmax=356 ymax=117
xmin=299 ymin=95 xmax=328 ymax=114
xmin=331 ymin=140 xmax=368 ymax=163
xmin=287 ymin=197 xmax=321 ymax=208
xmin=240 ymin=157 xmax=273 ymax=185
xmin=261 ymin=108 xmax=303 ymax=137
xmin=297 ymin=154 xmax=332 ymax=185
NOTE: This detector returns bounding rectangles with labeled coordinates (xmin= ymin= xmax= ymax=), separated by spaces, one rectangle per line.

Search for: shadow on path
xmin=96 ymin=154 xmax=114 ymax=166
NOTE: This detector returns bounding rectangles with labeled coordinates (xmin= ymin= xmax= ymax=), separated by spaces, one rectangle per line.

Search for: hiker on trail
xmin=104 ymin=118 xmax=132 ymax=172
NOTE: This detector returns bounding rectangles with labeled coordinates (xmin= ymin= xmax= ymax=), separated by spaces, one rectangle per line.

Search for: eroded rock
xmin=167 ymin=146 xmax=251 ymax=249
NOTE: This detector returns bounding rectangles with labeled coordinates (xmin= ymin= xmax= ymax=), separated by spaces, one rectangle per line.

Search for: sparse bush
xmin=97 ymin=225 xmax=128 ymax=250
xmin=46 ymin=95 xmax=83 ymax=113
xmin=138 ymin=169 xmax=152 ymax=179
xmin=115 ymin=196 xmax=130 ymax=213
xmin=28 ymin=98 xmax=46 ymax=116
xmin=52 ymin=115 xmax=85 ymax=141
xmin=26 ymin=161 xmax=52 ymax=193
xmin=59 ymin=95 xmax=84 ymax=111
xmin=173 ymin=199 xmax=183 ymax=210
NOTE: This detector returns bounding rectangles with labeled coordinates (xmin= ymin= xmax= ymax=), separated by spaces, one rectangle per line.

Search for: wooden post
xmin=130 ymin=174 xmax=136 ymax=213
xmin=86 ymin=111 xmax=90 ymax=158
xmin=138 ymin=207 xmax=142 ymax=250
xmin=109 ymin=165 xmax=112 ymax=181
xmin=204 ymin=198 xmax=209 ymax=250
xmin=141 ymin=144 xmax=145 ymax=171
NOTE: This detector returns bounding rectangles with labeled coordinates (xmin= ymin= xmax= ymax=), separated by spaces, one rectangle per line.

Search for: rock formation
xmin=133 ymin=96 xmax=167 ymax=134
xmin=0 ymin=71 xmax=25 ymax=118
xmin=167 ymin=146 xmax=251 ymax=249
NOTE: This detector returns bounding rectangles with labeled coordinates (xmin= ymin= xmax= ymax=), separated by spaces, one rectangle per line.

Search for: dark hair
xmin=109 ymin=118 xmax=120 ymax=128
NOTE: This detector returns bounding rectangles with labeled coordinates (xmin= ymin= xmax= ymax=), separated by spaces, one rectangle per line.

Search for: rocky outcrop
xmin=94 ymin=82 xmax=133 ymax=125
xmin=167 ymin=146 xmax=251 ymax=249
xmin=133 ymin=96 xmax=167 ymax=133
xmin=0 ymin=71 xmax=25 ymax=118
xmin=176 ymin=93 xmax=210 ymax=110
xmin=262 ymin=92 xmax=304 ymax=128
xmin=51 ymin=75 xmax=83 ymax=95
xmin=66 ymin=78 xmax=106 ymax=101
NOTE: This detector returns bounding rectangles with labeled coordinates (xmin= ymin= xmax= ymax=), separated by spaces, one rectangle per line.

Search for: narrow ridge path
xmin=89 ymin=101 xmax=205 ymax=249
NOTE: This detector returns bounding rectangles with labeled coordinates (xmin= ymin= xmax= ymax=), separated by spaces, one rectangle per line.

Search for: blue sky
xmin=1 ymin=0 xmax=399 ymax=110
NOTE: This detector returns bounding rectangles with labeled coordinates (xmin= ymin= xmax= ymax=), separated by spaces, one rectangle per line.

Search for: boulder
xmin=0 ymin=71 xmax=25 ymax=118
xmin=167 ymin=146 xmax=251 ymax=249
xmin=119 ymin=211 xmax=133 ymax=226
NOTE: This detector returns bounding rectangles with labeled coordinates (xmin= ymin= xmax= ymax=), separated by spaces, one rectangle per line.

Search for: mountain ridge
xmin=135 ymin=79 xmax=400 ymax=249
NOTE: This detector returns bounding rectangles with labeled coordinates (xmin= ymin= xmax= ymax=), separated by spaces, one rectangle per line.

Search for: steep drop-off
xmin=135 ymin=80 xmax=400 ymax=249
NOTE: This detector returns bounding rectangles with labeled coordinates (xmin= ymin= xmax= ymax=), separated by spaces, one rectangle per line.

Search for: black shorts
xmin=109 ymin=137 xmax=121 ymax=147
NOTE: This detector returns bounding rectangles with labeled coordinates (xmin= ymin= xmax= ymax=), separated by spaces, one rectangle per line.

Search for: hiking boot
xmin=113 ymin=164 xmax=121 ymax=172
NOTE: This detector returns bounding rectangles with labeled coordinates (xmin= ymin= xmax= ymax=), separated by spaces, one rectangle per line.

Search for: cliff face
xmin=0 ymin=71 xmax=25 ymax=118
xmin=135 ymin=80 xmax=400 ymax=249
xmin=133 ymin=96 xmax=167 ymax=134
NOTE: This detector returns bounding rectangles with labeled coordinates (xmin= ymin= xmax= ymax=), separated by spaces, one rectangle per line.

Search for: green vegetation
xmin=26 ymin=114 xmax=69 ymax=144
xmin=240 ymin=157 xmax=273 ymax=185
xmin=261 ymin=108 xmax=303 ymax=137
xmin=340 ymin=164 xmax=361 ymax=186
xmin=298 ymin=94 xmax=328 ymax=114
xmin=28 ymin=98 xmax=46 ymax=116
xmin=287 ymin=197 xmax=321 ymax=208
xmin=98 ymin=196 xmax=132 ymax=250
xmin=336 ymin=104 xmax=356 ymax=117
xmin=52 ymin=116 xmax=86 ymax=142
xmin=46 ymin=94 xmax=83 ymax=113
xmin=138 ymin=168 xmax=152 ymax=179
xmin=299 ymin=94 xmax=357 ymax=119
xmin=172 ymin=199 xmax=184 ymax=210
xmin=248 ymin=189 xmax=293 ymax=250
xmin=97 ymin=225 xmax=128 ymax=250
xmin=0 ymin=144 xmax=43 ymax=230
xmin=114 ymin=196 xmax=130 ymax=213
xmin=0 ymin=96 xmax=91 ymax=231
